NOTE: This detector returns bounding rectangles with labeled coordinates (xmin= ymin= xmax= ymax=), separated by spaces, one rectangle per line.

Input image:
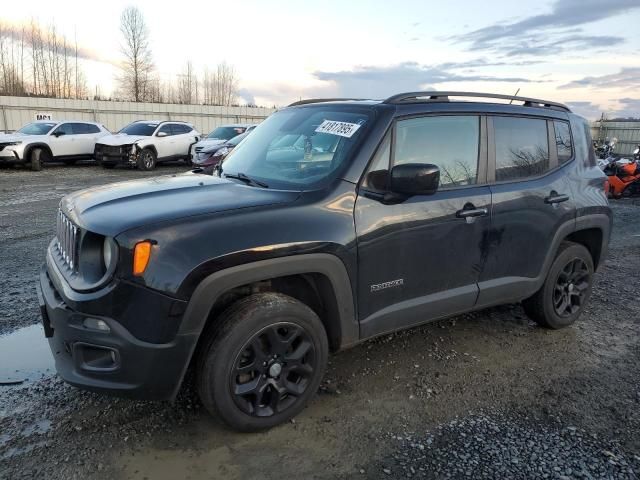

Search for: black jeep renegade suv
xmin=38 ymin=92 xmax=612 ymax=431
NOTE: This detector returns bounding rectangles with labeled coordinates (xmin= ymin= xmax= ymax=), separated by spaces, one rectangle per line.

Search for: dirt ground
xmin=0 ymin=164 xmax=639 ymax=479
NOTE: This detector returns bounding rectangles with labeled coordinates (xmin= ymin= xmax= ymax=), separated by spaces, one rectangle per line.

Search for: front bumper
xmin=95 ymin=145 xmax=137 ymax=166
xmin=0 ymin=148 xmax=22 ymax=163
xmin=37 ymin=265 xmax=198 ymax=400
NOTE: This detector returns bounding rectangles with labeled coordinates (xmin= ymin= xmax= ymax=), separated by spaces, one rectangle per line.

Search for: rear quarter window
xmin=553 ymin=121 xmax=573 ymax=164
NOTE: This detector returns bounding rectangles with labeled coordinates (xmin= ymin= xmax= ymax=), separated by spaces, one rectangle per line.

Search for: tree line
xmin=0 ymin=7 xmax=242 ymax=106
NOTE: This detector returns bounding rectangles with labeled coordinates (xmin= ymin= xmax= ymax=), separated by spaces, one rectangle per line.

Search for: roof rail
xmin=383 ymin=91 xmax=571 ymax=112
xmin=288 ymin=98 xmax=368 ymax=107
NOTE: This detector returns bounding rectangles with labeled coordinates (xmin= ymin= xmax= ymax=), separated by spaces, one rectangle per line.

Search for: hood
xmin=195 ymin=138 xmax=226 ymax=149
xmin=96 ymin=133 xmax=149 ymax=146
xmin=0 ymin=132 xmax=44 ymax=143
xmin=61 ymin=172 xmax=299 ymax=237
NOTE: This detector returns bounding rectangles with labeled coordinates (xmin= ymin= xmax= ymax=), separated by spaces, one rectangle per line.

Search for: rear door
xmin=355 ymin=114 xmax=491 ymax=338
xmin=172 ymin=124 xmax=197 ymax=157
xmin=69 ymin=123 xmax=94 ymax=156
xmin=476 ymin=115 xmax=576 ymax=306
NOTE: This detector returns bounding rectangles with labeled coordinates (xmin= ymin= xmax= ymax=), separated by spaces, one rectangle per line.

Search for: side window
xmin=85 ymin=124 xmax=101 ymax=134
xmin=71 ymin=123 xmax=89 ymax=134
xmin=362 ymin=131 xmax=391 ymax=191
xmin=176 ymin=124 xmax=191 ymax=134
xmin=394 ymin=115 xmax=480 ymax=187
xmin=554 ymin=121 xmax=573 ymax=164
xmin=494 ymin=117 xmax=549 ymax=182
xmin=158 ymin=124 xmax=173 ymax=136
xmin=52 ymin=123 xmax=74 ymax=136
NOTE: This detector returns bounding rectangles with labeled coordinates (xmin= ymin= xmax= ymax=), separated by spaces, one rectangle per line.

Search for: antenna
xmin=509 ymin=88 xmax=520 ymax=104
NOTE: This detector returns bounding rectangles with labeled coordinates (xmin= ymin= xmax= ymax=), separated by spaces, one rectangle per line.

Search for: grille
xmin=56 ymin=209 xmax=79 ymax=271
xmin=98 ymin=145 xmax=123 ymax=155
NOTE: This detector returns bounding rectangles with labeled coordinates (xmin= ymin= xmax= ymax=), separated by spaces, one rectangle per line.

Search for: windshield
xmin=118 ymin=122 xmax=158 ymax=136
xmin=228 ymin=131 xmax=249 ymax=146
xmin=220 ymin=107 xmax=372 ymax=189
xmin=207 ymin=126 xmax=247 ymax=140
xmin=17 ymin=122 xmax=57 ymax=135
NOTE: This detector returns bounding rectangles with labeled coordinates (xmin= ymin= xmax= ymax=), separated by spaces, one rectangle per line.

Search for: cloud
xmin=311 ymin=62 xmax=537 ymax=99
xmin=559 ymin=67 xmax=640 ymax=90
xmin=236 ymin=88 xmax=256 ymax=106
xmin=566 ymin=98 xmax=640 ymax=120
xmin=452 ymin=0 xmax=638 ymax=57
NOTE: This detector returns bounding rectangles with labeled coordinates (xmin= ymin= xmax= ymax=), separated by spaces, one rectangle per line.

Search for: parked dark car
xmin=38 ymin=92 xmax=611 ymax=432
xmin=191 ymin=131 xmax=250 ymax=173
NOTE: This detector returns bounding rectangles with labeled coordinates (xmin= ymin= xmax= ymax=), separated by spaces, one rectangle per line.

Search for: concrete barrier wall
xmin=0 ymin=96 xmax=275 ymax=135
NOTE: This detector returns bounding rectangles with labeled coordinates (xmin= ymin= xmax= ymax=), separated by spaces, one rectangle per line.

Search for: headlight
xmin=214 ymin=147 xmax=229 ymax=157
xmin=102 ymin=237 xmax=118 ymax=272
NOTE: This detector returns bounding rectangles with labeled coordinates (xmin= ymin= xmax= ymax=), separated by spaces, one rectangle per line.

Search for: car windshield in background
xmin=118 ymin=123 xmax=158 ymax=136
xmin=228 ymin=131 xmax=249 ymax=146
xmin=17 ymin=123 xmax=57 ymax=135
xmin=220 ymin=107 xmax=372 ymax=190
xmin=207 ymin=126 xmax=247 ymax=140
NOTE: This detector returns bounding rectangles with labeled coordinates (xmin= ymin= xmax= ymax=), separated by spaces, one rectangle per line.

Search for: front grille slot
xmin=56 ymin=209 xmax=79 ymax=272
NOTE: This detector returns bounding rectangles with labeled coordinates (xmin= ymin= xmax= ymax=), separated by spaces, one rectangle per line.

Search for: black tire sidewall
xmin=540 ymin=244 xmax=594 ymax=329
xmin=30 ymin=148 xmax=44 ymax=171
xmin=198 ymin=293 xmax=328 ymax=432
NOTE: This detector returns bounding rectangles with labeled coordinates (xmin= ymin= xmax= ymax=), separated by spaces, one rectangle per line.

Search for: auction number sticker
xmin=315 ymin=120 xmax=362 ymax=138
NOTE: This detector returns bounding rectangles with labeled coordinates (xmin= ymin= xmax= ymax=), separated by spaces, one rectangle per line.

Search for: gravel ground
xmin=0 ymin=165 xmax=639 ymax=479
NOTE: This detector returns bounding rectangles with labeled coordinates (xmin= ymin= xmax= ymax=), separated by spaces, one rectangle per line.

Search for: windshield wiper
xmin=224 ymin=172 xmax=269 ymax=188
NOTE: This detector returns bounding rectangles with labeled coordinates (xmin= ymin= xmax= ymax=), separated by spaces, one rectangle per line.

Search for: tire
xmin=30 ymin=148 xmax=48 ymax=171
xmin=523 ymin=242 xmax=594 ymax=329
xmin=197 ymin=293 xmax=329 ymax=432
xmin=137 ymin=148 xmax=157 ymax=170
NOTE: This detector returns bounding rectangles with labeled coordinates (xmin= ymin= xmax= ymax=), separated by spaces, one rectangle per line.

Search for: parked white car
xmin=0 ymin=120 xmax=110 ymax=171
xmin=95 ymin=120 xmax=200 ymax=170
xmin=191 ymin=123 xmax=257 ymax=161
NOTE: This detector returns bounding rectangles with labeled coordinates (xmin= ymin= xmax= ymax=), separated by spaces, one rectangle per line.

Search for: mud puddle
xmin=0 ymin=324 xmax=54 ymax=385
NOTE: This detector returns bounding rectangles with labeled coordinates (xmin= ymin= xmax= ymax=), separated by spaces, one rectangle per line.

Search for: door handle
xmin=456 ymin=207 xmax=488 ymax=218
xmin=544 ymin=193 xmax=569 ymax=204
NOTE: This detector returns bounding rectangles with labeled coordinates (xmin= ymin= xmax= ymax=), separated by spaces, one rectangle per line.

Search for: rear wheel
xmin=137 ymin=148 xmax=156 ymax=170
xmin=30 ymin=148 xmax=49 ymax=171
xmin=523 ymin=242 xmax=594 ymax=329
xmin=197 ymin=293 xmax=328 ymax=432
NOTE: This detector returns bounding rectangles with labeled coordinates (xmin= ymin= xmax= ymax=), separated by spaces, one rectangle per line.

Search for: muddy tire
xmin=30 ymin=148 xmax=48 ymax=171
xmin=523 ymin=242 xmax=594 ymax=329
xmin=137 ymin=148 xmax=156 ymax=170
xmin=197 ymin=293 xmax=328 ymax=432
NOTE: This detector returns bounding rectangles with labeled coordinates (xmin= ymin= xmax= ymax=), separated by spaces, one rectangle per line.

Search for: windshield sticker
xmin=315 ymin=120 xmax=362 ymax=138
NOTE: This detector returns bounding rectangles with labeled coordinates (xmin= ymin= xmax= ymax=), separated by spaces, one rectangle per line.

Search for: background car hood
xmin=60 ymin=173 xmax=300 ymax=236
xmin=0 ymin=132 xmax=46 ymax=143
xmin=194 ymin=138 xmax=225 ymax=149
xmin=96 ymin=134 xmax=149 ymax=146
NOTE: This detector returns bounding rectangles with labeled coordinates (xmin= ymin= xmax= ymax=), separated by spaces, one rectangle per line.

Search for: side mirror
xmin=52 ymin=130 xmax=65 ymax=137
xmin=389 ymin=163 xmax=440 ymax=196
xmin=157 ymin=131 xmax=168 ymax=137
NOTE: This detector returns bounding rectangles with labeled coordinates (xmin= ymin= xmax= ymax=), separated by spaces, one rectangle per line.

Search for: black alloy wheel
xmin=230 ymin=322 xmax=316 ymax=417
xmin=552 ymin=258 xmax=590 ymax=318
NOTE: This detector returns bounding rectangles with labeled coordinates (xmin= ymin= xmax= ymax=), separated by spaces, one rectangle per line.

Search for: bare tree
xmin=118 ymin=7 xmax=154 ymax=102
xmin=202 ymin=62 xmax=238 ymax=106
xmin=176 ymin=60 xmax=196 ymax=104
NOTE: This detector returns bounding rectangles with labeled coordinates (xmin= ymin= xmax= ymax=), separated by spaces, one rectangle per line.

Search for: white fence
xmin=591 ymin=119 xmax=640 ymax=156
xmin=0 ymin=96 xmax=275 ymax=134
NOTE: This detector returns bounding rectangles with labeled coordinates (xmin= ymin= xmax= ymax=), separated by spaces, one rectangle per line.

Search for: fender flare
xmin=171 ymin=253 xmax=359 ymax=397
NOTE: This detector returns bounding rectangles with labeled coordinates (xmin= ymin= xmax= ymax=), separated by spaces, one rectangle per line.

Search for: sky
xmin=2 ymin=0 xmax=640 ymax=118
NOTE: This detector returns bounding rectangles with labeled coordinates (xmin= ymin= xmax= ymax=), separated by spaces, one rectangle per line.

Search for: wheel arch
xmin=24 ymin=143 xmax=53 ymax=161
xmin=171 ymin=253 xmax=359 ymax=398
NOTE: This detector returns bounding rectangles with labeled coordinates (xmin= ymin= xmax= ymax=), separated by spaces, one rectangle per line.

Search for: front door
xmin=154 ymin=124 xmax=176 ymax=159
xmin=48 ymin=123 xmax=77 ymax=157
xmin=355 ymin=114 xmax=491 ymax=338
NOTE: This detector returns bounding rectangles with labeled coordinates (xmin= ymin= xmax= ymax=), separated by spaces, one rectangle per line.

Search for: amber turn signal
xmin=133 ymin=241 xmax=152 ymax=276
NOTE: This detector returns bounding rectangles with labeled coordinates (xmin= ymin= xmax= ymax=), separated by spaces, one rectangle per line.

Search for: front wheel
xmin=137 ymin=148 xmax=157 ymax=170
xmin=523 ymin=242 xmax=594 ymax=329
xmin=197 ymin=293 xmax=328 ymax=432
